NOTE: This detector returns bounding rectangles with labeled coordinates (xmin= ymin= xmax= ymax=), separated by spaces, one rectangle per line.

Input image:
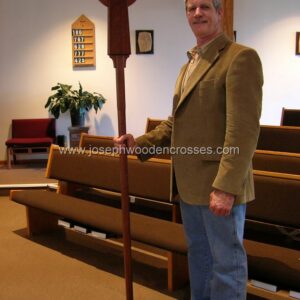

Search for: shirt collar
xmin=187 ymin=32 xmax=223 ymax=61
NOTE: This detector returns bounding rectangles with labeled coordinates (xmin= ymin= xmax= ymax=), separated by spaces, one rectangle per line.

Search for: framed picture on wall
xmin=296 ymin=32 xmax=300 ymax=55
xmin=136 ymin=30 xmax=154 ymax=54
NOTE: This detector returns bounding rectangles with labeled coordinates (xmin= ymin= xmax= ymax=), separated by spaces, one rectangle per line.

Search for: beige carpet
xmin=0 ymin=164 xmax=56 ymax=185
xmin=0 ymin=196 xmax=190 ymax=300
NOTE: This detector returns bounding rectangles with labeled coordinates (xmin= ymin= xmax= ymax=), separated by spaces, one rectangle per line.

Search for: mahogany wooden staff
xmin=99 ymin=0 xmax=136 ymax=299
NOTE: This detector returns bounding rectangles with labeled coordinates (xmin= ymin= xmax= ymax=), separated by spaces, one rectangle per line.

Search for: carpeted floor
xmin=0 ymin=195 xmax=191 ymax=300
xmin=0 ymin=163 xmax=56 ymax=185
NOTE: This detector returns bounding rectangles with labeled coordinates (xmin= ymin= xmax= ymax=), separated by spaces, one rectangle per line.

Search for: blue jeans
xmin=180 ymin=200 xmax=247 ymax=300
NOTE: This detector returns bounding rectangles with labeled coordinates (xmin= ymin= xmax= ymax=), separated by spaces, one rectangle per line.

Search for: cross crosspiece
xmin=99 ymin=1 xmax=136 ymax=299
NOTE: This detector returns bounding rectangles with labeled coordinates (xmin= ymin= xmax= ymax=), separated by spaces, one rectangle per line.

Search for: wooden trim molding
xmin=222 ymin=0 xmax=234 ymax=40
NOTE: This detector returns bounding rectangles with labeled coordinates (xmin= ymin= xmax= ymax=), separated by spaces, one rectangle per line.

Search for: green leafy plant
xmin=45 ymin=82 xmax=106 ymax=125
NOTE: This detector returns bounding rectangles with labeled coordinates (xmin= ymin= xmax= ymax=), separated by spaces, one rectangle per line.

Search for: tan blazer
xmin=136 ymin=33 xmax=263 ymax=205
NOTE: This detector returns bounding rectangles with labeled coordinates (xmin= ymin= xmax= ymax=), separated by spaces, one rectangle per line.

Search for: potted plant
xmin=45 ymin=82 xmax=107 ymax=126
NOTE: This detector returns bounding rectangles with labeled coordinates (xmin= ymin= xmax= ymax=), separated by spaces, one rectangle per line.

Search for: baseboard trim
xmin=0 ymin=159 xmax=48 ymax=165
xmin=12 ymin=159 xmax=48 ymax=164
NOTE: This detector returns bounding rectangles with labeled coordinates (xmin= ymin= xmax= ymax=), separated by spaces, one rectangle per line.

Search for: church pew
xmin=10 ymin=145 xmax=188 ymax=291
xmin=10 ymin=141 xmax=300 ymax=298
xmin=78 ymin=133 xmax=300 ymax=292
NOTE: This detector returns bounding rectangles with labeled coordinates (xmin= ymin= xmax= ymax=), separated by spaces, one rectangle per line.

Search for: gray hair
xmin=185 ymin=0 xmax=222 ymax=12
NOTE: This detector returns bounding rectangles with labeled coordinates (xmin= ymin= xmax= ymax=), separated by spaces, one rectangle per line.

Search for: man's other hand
xmin=209 ymin=189 xmax=235 ymax=216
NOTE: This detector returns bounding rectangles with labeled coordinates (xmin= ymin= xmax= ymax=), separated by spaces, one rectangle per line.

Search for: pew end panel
xmin=9 ymin=189 xmax=60 ymax=237
xmin=26 ymin=206 xmax=60 ymax=237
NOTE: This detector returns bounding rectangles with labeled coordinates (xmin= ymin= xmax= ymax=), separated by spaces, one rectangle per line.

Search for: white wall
xmin=1 ymin=0 xmax=300 ymax=161
xmin=234 ymin=0 xmax=300 ymax=125
xmin=0 ymin=0 xmax=193 ymax=161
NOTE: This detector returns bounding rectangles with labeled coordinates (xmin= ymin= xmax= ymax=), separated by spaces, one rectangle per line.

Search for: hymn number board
xmin=72 ymin=15 xmax=95 ymax=67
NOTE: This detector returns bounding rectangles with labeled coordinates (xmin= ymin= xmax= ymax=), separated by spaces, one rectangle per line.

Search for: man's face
xmin=186 ymin=0 xmax=222 ymax=43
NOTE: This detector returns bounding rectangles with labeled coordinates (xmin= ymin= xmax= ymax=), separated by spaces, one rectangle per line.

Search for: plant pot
xmin=70 ymin=110 xmax=85 ymax=127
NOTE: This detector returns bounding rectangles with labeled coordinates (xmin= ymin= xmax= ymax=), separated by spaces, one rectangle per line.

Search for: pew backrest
xmin=145 ymin=122 xmax=300 ymax=154
xmin=47 ymin=145 xmax=171 ymax=203
xmin=253 ymin=150 xmax=300 ymax=175
xmin=257 ymin=125 xmax=300 ymax=153
xmin=280 ymin=107 xmax=300 ymax=126
xmin=79 ymin=133 xmax=114 ymax=151
xmin=248 ymin=170 xmax=300 ymax=228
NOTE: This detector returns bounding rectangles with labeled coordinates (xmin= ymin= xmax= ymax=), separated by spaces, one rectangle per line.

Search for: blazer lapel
xmin=175 ymin=34 xmax=230 ymax=113
xmin=178 ymin=58 xmax=214 ymax=107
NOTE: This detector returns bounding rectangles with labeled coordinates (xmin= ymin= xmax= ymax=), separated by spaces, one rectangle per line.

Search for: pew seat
xmin=11 ymin=189 xmax=186 ymax=253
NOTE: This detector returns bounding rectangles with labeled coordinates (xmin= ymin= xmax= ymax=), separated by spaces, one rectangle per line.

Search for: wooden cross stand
xmin=98 ymin=0 xmax=136 ymax=299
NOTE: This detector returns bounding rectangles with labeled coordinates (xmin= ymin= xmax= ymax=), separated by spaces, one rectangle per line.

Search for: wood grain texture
xmin=222 ymin=0 xmax=234 ymax=40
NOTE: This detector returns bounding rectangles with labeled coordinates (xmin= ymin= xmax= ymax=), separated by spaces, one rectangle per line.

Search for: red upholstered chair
xmin=5 ymin=118 xmax=56 ymax=168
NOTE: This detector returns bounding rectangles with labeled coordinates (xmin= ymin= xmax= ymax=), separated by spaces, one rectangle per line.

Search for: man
xmin=115 ymin=0 xmax=263 ymax=299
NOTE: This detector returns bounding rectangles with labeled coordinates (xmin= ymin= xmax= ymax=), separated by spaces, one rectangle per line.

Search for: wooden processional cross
xmin=99 ymin=0 xmax=136 ymax=299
